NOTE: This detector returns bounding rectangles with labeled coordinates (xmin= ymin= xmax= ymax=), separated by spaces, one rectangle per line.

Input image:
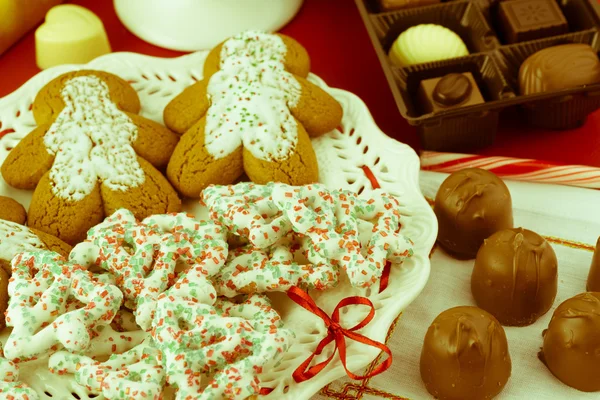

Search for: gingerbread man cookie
xmin=164 ymin=31 xmax=343 ymax=197
xmin=1 ymin=70 xmax=182 ymax=245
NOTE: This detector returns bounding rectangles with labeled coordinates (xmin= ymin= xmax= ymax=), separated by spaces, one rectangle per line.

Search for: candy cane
xmin=421 ymin=151 xmax=600 ymax=189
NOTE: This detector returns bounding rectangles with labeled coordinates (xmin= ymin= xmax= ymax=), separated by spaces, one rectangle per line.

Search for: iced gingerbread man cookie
xmin=1 ymin=70 xmax=182 ymax=245
xmin=164 ymin=31 xmax=343 ymax=197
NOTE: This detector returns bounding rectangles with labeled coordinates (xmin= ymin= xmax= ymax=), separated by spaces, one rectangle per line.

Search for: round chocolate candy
xmin=472 ymin=228 xmax=558 ymax=326
xmin=420 ymin=306 xmax=512 ymax=400
xmin=433 ymin=73 xmax=473 ymax=107
xmin=434 ymin=168 xmax=513 ymax=259
xmin=541 ymin=292 xmax=600 ymax=392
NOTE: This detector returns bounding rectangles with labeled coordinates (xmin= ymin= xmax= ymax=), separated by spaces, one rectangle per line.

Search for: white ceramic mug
xmin=114 ymin=0 xmax=304 ymax=51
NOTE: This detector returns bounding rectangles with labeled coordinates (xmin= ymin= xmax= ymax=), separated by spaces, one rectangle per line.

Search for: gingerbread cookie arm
xmin=1 ymin=124 xmax=54 ymax=190
xmin=32 ymin=70 xmax=141 ymax=126
xmin=30 ymin=228 xmax=72 ymax=257
xmin=101 ymin=156 xmax=181 ymax=220
xmin=163 ymin=78 xmax=210 ymax=134
xmin=279 ymin=34 xmax=311 ymax=78
xmin=167 ymin=117 xmax=244 ymax=198
xmin=291 ymin=76 xmax=343 ymax=137
xmin=203 ymin=42 xmax=225 ymax=80
xmin=28 ymin=171 xmax=104 ymax=245
xmin=124 ymin=112 xmax=180 ymax=169
xmin=243 ymin=120 xmax=318 ymax=185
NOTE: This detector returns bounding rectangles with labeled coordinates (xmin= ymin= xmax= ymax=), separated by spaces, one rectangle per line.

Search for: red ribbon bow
xmin=288 ymin=286 xmax=392 ymax=382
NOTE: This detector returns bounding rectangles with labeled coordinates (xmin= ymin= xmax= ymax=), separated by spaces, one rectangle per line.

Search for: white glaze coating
xmin=44 ymin=75 xmax=144 ymax=201
xmin=205 ymin=31 xmax=301 ymax=162
xmin=0 ymin=220 xmax=46 ymax=262
xmin=4 ymin=250 xmax=123 ymax=361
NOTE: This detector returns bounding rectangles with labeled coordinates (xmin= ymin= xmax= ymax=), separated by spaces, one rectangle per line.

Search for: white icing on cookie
xmin=205 ymin=31 xmax=301 ymax=162
xmin=44 ymin=75 xmax=145 ymax=201
xmin=0 ymin=220 xmax=46 ymax=262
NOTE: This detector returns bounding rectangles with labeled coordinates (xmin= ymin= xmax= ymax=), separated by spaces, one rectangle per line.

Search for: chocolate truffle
xmin=541 ymin=292 xmax=600 ymax=392
xmin=519 ymin=44 xmax=600 ymax=95
xmin=388 ymin=24 xmax=469 ymax=67
xmin=377 ymin=0 xmax=440 ymax=11
xmin=417 ymin=72 xmax=485 ymax=114
xmin=498 ymin=0 xmax=568 ymax=44
xmin=472 ymin=228 xmax=558 ymax=326
xmin=587 ymin=237 xmax=600 ymax=291
xmin=421 ymin=306 xmax=512 ymax=400
xmin=434 ymin=168 xmax=513 ymax=259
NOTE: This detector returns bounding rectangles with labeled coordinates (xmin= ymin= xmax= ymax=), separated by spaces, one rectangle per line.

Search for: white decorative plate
xmin=0 ymin=51 xmax=437 ymax=399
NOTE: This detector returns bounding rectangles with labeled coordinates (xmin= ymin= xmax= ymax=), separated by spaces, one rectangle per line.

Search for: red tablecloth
xmin=1 ymin=0 xmax=599 ymax=166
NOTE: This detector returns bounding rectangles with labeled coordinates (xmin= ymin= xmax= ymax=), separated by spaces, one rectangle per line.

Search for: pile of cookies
xmin=0 ymin=30 xmax=370 ymax=399
xmin=0 ymin=179 xmax=413 ymax=398
xmin=0 ymin=30 xmax=343 ymax=246
xmin=0 ymin=207 xmax=294 ymax=399
xmin=421 ymin=167 xmax=600 ymax=400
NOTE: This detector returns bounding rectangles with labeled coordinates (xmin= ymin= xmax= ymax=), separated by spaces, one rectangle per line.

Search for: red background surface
xmin=0 ymin=0 xmax=599 ymax=166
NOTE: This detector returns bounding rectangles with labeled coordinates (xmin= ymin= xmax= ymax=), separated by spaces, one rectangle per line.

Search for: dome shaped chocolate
xmin=541 ymin=292 xmax=600 ymax=392
xmin=472 ymin=228 xmax=558 ymax=326
xmin=420 ymin=306 xmax=512 ymax=400
xmin=434 ymin=168 xmax=513 ymax=259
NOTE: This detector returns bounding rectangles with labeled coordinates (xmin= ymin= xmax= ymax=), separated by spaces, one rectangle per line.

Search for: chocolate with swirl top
xmin=519 ymin=44 xmax=600 ymax=95
xmin=540 ymin=292 xmax=600 ymax=392
xmin=434 ymin=168 xmax=513 ymax=259
xmin=472 ymin=228 xmax=558 ymax=326
xmin=420 ymin=306 xmax=512 ymax=400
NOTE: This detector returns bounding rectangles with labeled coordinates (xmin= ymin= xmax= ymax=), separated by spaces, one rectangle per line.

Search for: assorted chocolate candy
xmin=417 ymin=72 xmax=485 ymax=113
xmin=519 ymin=43 xmax=600 ymax=95
xmin=356 ymin=0 xmax=600 ymax=151
xmin=472 ymin=228 xmax=558 ymax=326
xmin=421 ymin=306 xmax=512 ymax=400
xmin=434 ymin=168 xmax=513 ymax=259
xmin=497 ymin=0 xmax=568 ymax=44
xmin=429 ymin=167 xmax=600 ymax=394
xmin=540 ymin=292 xmax=600 ymax=392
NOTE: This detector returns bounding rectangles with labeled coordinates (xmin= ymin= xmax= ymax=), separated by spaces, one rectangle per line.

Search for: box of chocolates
xmin=355 ymin=0 xmax=600 ymax=151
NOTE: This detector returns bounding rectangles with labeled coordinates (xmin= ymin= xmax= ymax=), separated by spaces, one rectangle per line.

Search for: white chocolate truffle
xmin=389 ymin=24 xmax=469 ymax=67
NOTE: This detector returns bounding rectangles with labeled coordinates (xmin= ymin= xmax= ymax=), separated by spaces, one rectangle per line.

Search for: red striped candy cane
xmin=420 ymin=151 xmax=600 ymax=189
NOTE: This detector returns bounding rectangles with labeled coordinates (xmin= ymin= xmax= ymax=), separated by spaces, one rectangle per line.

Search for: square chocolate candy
xmin=417 ymin=72 xmax=485 ymax=114
xmin=377 ymin=0 xmax=440 ymax=11
xmin=498 ymin=0 xmax=568 ymax=44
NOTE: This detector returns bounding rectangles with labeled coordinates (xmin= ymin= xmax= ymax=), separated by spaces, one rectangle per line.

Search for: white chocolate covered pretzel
xmin=5 ymin=250 xmax=123 ymax=360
